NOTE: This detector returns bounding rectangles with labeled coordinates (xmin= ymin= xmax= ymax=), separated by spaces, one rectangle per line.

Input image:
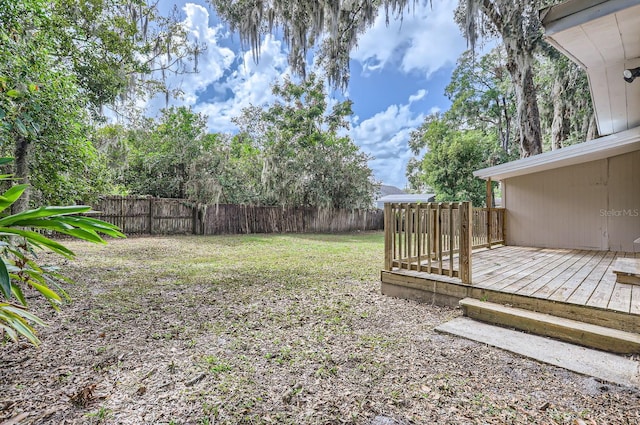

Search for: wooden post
xmin=459 ymin=201 xmax=472 ymax=284
xmin=448 ymin=203 xmax=454 ymax=277
xmin=426 ymin=204 xmax=432 ymax=272
xmin=486 ymin=178 xmax=492 ymax=248
xmin=148 ymin=198 xmax=154 ymax=235
xmin=416 ymin=204 xmax=422 ymax=271
xmin=192 ymin=204 xmax=198 ymax=235
xmin=436 ymin=203 xmax=442 ymax=274
xmin=384 ymin=203 xmax=392 ymax=271
xmin=502 ymin=207 xmax=507 ymax=245
xmin=407 ymin=203 xmax=413 ymax=269
xmin=120 ymin=196 xmax=125 ymax=233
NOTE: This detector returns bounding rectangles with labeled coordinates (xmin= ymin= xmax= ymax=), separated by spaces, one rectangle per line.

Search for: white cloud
xmin=350 ymin=0 xmax=465 ymax=78
xmin=177 ymin=3 xmax=235 ymax=101
xmin=144 ymin=3 xmax=235 ymax=115
xmin=195 ymin=35 xmax=291 ymax=132
xmin=408 ymin=89 xmax=427 ymax=103
xmin=145 ymin=2 xmax=291 ymax=133
xmin=350 ymin=91 xmax=426 ymax=188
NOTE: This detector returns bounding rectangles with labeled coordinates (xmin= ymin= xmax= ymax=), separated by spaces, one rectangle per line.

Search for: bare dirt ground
xmin=1 ymin=233 xmax=639 ymax=425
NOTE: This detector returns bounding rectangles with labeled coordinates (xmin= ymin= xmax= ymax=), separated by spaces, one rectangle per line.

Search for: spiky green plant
xmin=0 ymin=158 xmax=124 ymax=345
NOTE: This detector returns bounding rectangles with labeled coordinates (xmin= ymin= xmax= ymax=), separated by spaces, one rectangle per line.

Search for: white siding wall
xmin=608 ymin=150 xmax=640 ymax=251
xmin=504 ymin=150 xmax=640 ymax=252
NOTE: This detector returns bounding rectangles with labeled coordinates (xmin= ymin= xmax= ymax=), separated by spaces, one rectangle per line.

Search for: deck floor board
xmin=468 ymin=248 xmax=534 ymax=276
xmin=472 ymin=248 xmax=546 ymax=283
xmin=482 ymin=250 xmax=567 ymax=291
xmin=631 ymin=286 xmax=640 ymax=315
xmin=396 ymin=246 xmax=639 ymax=316
xmin=526 ymin=250 xmax=602 ymax=299
xmin=608 ymin=282 xmax=633 ymax=313
xmin=548 ymin=251 xmax=605 ymax=302
xmin=584 ymin=252 xmax=624 ymax=309
xmin=512 ymin=250 xmax=589 ymax=296
xmin=555 ymin=251 xmax=615 ymax=305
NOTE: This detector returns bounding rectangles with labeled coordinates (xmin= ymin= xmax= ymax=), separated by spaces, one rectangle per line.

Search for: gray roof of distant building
xmin=379 ymin=185 xmax=405 ymax=197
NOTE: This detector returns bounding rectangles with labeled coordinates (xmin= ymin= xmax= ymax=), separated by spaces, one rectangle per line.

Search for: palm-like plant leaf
xmin=0 ymin=260 xmax=11 ymax=299
xmin=0 ymin=161 xmax=124 ymax=346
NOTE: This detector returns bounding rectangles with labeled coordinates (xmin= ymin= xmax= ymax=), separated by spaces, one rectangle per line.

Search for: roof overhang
xmin=540 ymin=0 xmax=640 ymax=136
xmin=474 ymin=125 xmax=640 ymax=181
xmin=377 ymin=194 xmax=436 ymax=203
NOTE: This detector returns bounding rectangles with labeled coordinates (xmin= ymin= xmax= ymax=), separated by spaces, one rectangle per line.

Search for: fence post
xmin=459 ymin=201 xmax=472 ymax=284
xmin=426 ymin=204 xmax=432 ymax=271
xmin=384 ymin=203 xmax=393 ymax=271
xmin=448 ymin=203 xmax=454 ymax=277
xmin=148 ymin=198 xmax=154 ymax=235
xmin=436 ymin=203 xmax=442 ymax=274
xmin=486 ymin=178 xmax=492 ymax=248
xmin=192 ymin=204 xmax=198 ymax=235
xmin=416 ymin=204 xmax=422 ymax=271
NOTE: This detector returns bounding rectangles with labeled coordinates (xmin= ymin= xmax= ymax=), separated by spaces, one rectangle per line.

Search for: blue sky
xmin=153 ymin=0 xmax=467 ymax=188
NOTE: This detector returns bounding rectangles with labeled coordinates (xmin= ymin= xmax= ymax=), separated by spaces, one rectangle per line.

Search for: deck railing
xmin=472 ymin=207 xmax=506 ymax=248
xmin=383 ymin=203 xmax=506 ymax=284
xmin=384 ymin=202 xmax=473 ymax=283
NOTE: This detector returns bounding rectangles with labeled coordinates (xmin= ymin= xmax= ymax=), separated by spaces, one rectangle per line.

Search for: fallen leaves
xmin=0 ymin=412 xmax=29 ymax=425
xmin=1 ymin=235 xmax=638 ymax=424
xmin=69 ymin=383 xmax=101 ymax=407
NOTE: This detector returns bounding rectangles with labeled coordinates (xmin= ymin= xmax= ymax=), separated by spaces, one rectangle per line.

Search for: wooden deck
xmin=381 ymin=246 xmax=640 ymax=333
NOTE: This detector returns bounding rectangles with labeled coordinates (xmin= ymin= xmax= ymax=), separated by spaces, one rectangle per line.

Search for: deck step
xmin=613 ymin=258 xmax=640 ymax=285
xmin=459 ymin=298 xmax=640 ymax=354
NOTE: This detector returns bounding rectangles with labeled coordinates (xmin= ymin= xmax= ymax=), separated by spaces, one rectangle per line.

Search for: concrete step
xmin=459 ymin=298 xmax=640 ymax=354
xmin=435 ymin=317 xmax=640 ymax=388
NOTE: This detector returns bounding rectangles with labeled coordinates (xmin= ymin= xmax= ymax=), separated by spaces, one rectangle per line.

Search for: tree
xmin=445 ymin=48 xmax=517 ymax=154
xmin=91 ymin=124 xmax=131 ymax=194
xmin=211 ymin=0 xmax=558 ymax=158
xmin=0 ymin=0 xmax=199 ymax=211
xmin=460 ymin=0 xmax=545 ymax=157
xmin=210 ymin=0 xmax=411 ymax=89
xmin=186 ymin=133 xmax=264 ymax=205
xmin=48 ymin=0 xmax=202 ymax=115
xmin=408 ymin=114 xmax=499 ymax=206
xmin=124 ymin=107 xmax=209 ymax=199
xmin=535 ymin=49 xmax=596 ymax=150
xmin=116 ymin=108 xmax=263 ymax=204
xmin=0 ymin=62 xmax=111 ymax=207
xmin=234 ymin=74 xmax=378 ymax=208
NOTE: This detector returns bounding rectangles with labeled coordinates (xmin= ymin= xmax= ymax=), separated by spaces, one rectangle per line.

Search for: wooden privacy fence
xmin=383 ymin=202 xmax=506 ymax=284
xmin=89 ymin=196 xmax=383 ymax=235
xmin=196 ymin=204 xmax=383 ymax=234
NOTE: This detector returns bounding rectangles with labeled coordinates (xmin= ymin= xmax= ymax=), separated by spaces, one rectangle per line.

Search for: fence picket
xmin=90 ymin=196 xmax=384 ymax=235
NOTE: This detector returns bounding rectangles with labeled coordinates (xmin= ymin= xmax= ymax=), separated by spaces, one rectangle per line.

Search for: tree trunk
xmin=478 ymin=0 xmax=543 ymax=158
xmin=586 ymin=113 xmax=598 ymax=141
xmin=500 ymin=96 xmax=511 ymax=153
xmin=551 ymin=74 xmax=567 ymax=150
xmin=12 ymin=136 xmax=31 ymax=214
xmin=503 ymin=38 xmax=543 ymax=157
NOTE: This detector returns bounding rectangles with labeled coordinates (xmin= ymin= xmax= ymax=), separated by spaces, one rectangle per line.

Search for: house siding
xmin=504 ymin=149 xmax=640 ymax=252
xmin=607 ymin=150 xmax=640 ymax=251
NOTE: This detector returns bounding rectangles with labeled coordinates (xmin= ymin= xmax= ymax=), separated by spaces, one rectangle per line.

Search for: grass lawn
xmin=1 ymin=232 xmax=637 ymax=424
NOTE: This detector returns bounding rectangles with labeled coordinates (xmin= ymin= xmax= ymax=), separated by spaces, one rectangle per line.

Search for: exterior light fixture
xmin=623 ymin=67 xmax=640 ymax=83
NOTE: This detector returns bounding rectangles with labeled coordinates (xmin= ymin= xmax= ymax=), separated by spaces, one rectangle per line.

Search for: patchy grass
xmin=1 ymin=232 xmax=638 ymax=424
